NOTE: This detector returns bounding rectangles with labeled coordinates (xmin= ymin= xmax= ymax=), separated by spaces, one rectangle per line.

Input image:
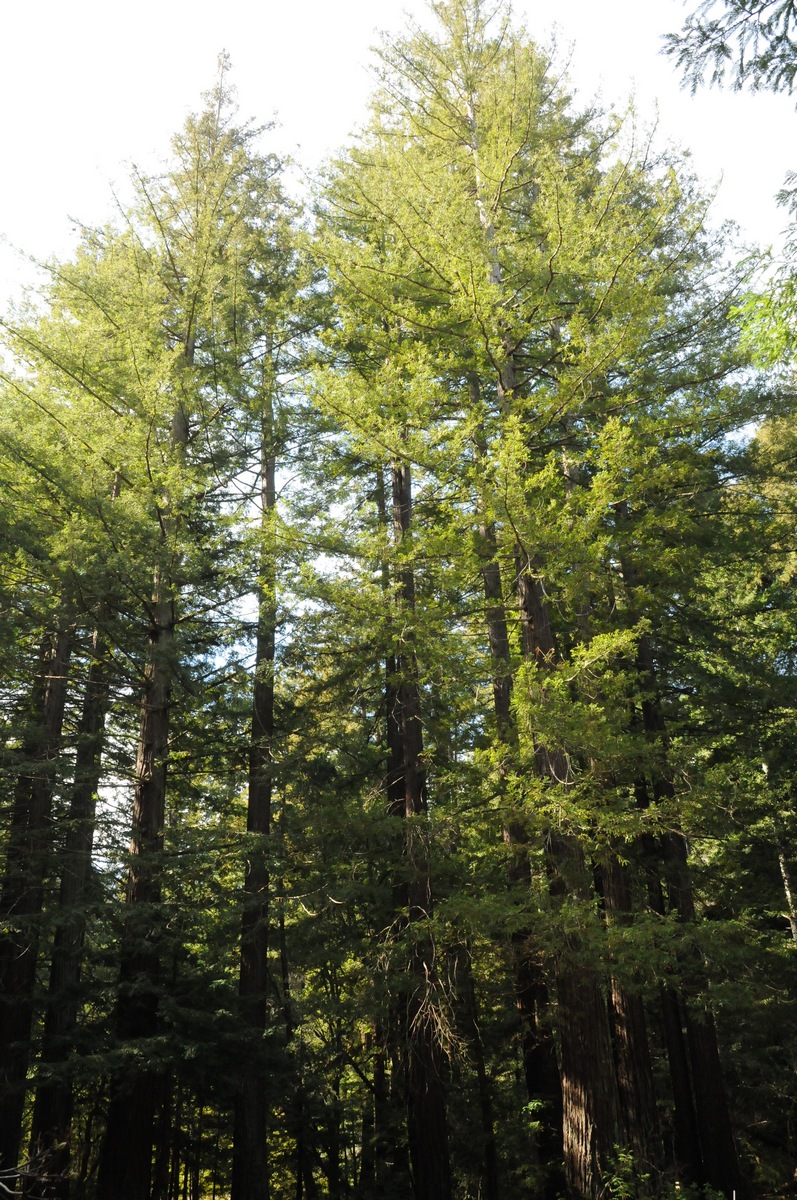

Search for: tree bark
xmin=0 ymin=626 xmax=72 ymax=1175
xmin=459 ymin=947 xmax=500 ymax=1200
xmin=232 ymin=404 xmax=277 ymax=1200
xmin=516 ymin=559 xmax=623 ymax=1198
xmin=97 ymin=394 xmax=189 ymax=1200
xmin=600 ymin=856 xmax=659 ymax=1174
xmin=28 ymin=626 xmax=110 ymax=1199
xmin=475 ymin=495 xmax=564 ymax=1182
xmin=775 ymin=832 xmax=797 ymax=944
xmin=96 ymin=573 xmax=174 ymax=1200
xmin=665 ymin=829 xmax=747 ymax=1198
xmin=389 ymin=458 xmax=453 ymax=1200
xmin=636 ymin=634 xmax=746 ymax=1197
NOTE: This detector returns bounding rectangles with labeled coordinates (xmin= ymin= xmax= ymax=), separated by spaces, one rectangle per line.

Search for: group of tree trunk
xmin=1 ymin=4 xmax=797 ymax=1199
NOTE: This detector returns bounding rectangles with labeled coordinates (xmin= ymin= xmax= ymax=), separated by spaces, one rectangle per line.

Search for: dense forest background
xmin=2 ymin=2 xmax=797 ymax=1198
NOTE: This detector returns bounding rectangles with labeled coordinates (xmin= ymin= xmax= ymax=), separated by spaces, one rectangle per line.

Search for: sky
xmin=1 ymin=0 xmax=794 ymax=301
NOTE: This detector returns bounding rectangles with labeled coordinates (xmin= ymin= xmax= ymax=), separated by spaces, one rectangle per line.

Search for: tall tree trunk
xmin=516 ymin=559 xmax=623 ymax=1198
xmin=375 ymin=469 xmax=420 ymax=1200
xmin=637 ymin=635 xmax=746 ymax=1197
xmin=355 ymin=1031 xmax=377 ymax=1199
xmin=641 ymin=845 xmax=704 ymax=1185
xmin=458 ymin=946 xmax=500 ymax=1200
xmin=389 ymin=458 xmax=453 ymax=1200
xmin=0 ymin=626 xmax=72 ymax=1175
xmin=665 ymin=829 xmax=746 ymax=1198
xmin=150 ymin=1073 xmax=175 ymax=1200
xmin=600 ymin=856 xmax=659 ymax=1174
xmin=232 ymin=399 xmax=277 ymax=1200
xmin=475 ymin=483 xmax=564 ymax=1182
xmin=97 ymin=397 xmax=189 ymax=1200
xmin=96 ymin=573 xmax=174 ymax=1200
xmin=28 ymin=626 xmax=110 ymax=1199
xmin=467 ymin=103 xmax=621 ymax=1185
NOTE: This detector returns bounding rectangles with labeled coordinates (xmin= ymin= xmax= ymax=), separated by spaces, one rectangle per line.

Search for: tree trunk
xmin=476 ymin=502 xmax=563 ymax=1182
xmin=97 ymin=400 xmax=189 ymax=1200
xmin=601 ymin=856 xmax=659 ymax=1174
xmin=773 ymin=820 xmax=797 ymax=944
xmin=29 ymin=626 xmax=110 ymax=1198
xmin=516 ymin=559 xmax=623 ymax=1198
xmin=232 ymin=405 xmax=277 ymax=1200
xmin=459 ymin=947 xmax=500 ymax=1200
xmin=390 ymin=458 xmax=452 ymax=1200
xmin=0 ymin=626 xmax=72 ymax=1175
xmin=96 ymin=577 xmax=173 ymax=1200
xmin=665 ymin=829 xmax=747 ymax=1198
xmin=637 ymin=634 xmax=745 ymax=1197
xmin=356 ymin=1031 xmax=377 ymax=1198
xmin=150 ymin=1072 xmax=175 ymax=1200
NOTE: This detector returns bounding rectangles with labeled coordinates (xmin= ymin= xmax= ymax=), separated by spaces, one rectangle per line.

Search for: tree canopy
xmin=1 ymin=7 xmax=796 ymax=1200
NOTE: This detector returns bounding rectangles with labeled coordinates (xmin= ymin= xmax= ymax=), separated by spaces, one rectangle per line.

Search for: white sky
xmin=0 ymin=0 xmax=794 ymax=301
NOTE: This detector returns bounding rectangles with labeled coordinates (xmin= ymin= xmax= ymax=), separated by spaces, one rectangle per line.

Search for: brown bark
xmin=96 ymin=579 xmax=174 ymax=1200
xmin=0 ymin=627 xmax=72 ymax=1175
xmin=465 ymin=93 xmax=573 ymax=1188
xmin=637 ymin=635 xmax=745 ymax=1197
xmin=665 ymin=830 xmax=746 ymax=1198
xmin=476 ymin=501 xmax=563 ymax=1179
xmin=516 ymin=558 xmax=623 ymax=1198
xmin=232 ymin=410 xmax=277 ymax=1200
xmin=459 ymin=949 xmax=500 ymax=1200
xmin=390 ymin=458 xmax=452 ymax=1200
xmin=355 ymin=1033 xmax=377 ymax=1198
xmin=28 ymin=627 xmax=110 ymax=1198
xmin=371 ymin=472 xmax=414 ymax=1200
xmin=601 ymin=857 xmax=658 ymax=1172
xmin=97 ymin=396 xmax=189 ymax=1200
xmin=640 ymin=840 xmax=704 ymax=1184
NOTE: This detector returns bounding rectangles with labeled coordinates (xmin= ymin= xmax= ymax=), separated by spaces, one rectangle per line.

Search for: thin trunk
xmin=73 ymin=1086 xmax=102 ymax=1200
xmin=375 ymin=469 xmax=420 ymax=1199
xmin=664 ymin=829 xmax=746 ymax=1198
xmin=643 ymin=858 xmax=704 ymax=1185
xmin=560 ymin=482 xmax=659 ymax=1186
xmin=769 ymin=810 xmax=797 ymax=943
xmin=390 ymin=458 xmax=452 ymax=1200
xmin=357 ymin=1016 xmax=409 ymax=1198
xmin=278 ymin=886 xmax=294 ymax=1041
xmin=190 ymin=1108 xmax=201 ymax=1200
xmin=150 ymin=1072 xmax=175 ymax=1200
xmin=356 ymin=1031 xmax=377 ymax=1198
xmin=0 ymin=627 xmax=72 ymax=1175
xmin=293 ymin=1067 xmax=316 ymax=1200
xmin=777 ymin=841 xmax=797 ymax=944
xmin=637 ymin=635 xmax=745 ymax=1197
xmin=168 ymin=1085 xmax=184 ymax=1200
xmin=29 ymin=627 xmax=110 ymax=1198
xmin=232 ymin=400 xmax=277 ymax=1200
xmin=459 ymin=949 xmax=500 ymax=1200
xmin=322 ymin=1060 xmax=343 ymax=1200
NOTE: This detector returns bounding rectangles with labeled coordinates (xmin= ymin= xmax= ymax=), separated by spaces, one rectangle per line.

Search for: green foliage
xmin=665 ymin=0 xmax=797 ymax=93
xmin=2 ymin=5 xmax=797 ymax=1199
